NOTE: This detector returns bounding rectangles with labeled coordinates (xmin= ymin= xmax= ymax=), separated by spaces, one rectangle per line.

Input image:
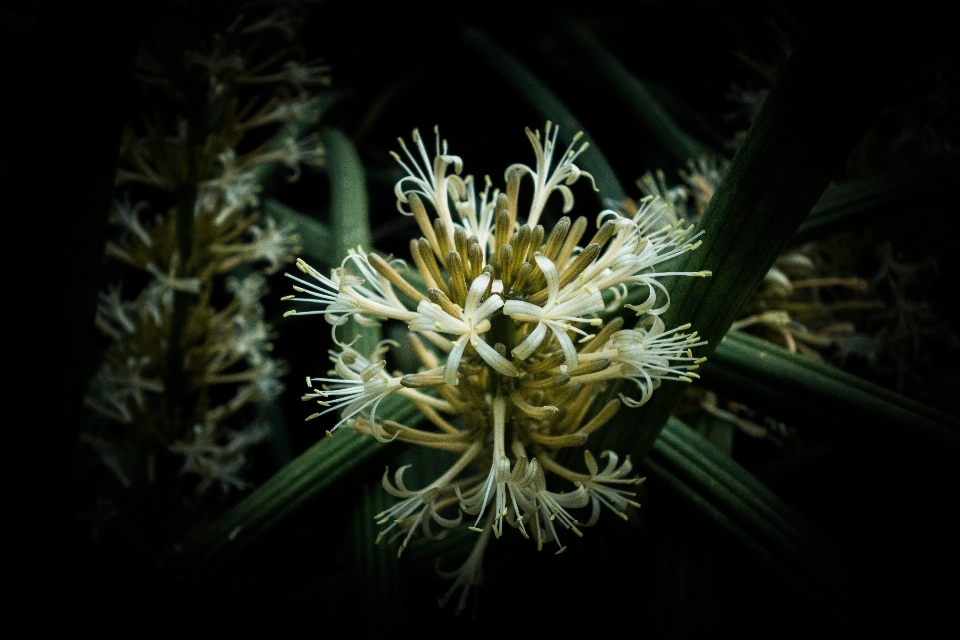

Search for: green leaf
xmin=320 ymin=127 xmax=372 ymax=259
xmin=648 ymin=417 xmax=892 ymax=638
xmin=593 ymin=10 xmax=939 ymax=462
xmin=689 ymin=411 xmax=735 ymax=456
xmin=345 ymin=482 xmax=405 ymax=632
xmin=318 ymin=126 xmax=380 ymax=354
xmin=796 ymin=158 xmax=960 ymax=243
xmin=460 ymin=26 xmax=627 ymax=203
xmin=705 ymin=330 xmax=960 ymax=450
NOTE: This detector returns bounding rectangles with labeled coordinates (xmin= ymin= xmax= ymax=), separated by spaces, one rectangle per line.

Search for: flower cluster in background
xmin=632 ymin=159 xmax=877 ymax=362
xmin=83 ymin=6 xmax=324 ymax=526
xmin=285 ymin=122 xmax=710 ymax=609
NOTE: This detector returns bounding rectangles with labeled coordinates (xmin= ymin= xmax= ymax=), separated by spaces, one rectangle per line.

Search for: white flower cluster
xmin=286 ymin=123 xmax=709 ymax=609
xmin=84 ymin=11 xmax=319 ymax=500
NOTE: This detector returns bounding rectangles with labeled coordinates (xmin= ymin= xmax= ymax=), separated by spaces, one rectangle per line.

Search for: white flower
xmin=85 ymin=364 xmax=133 ymax=424
xmin=503 ymin=253 xmax=604 ymax=371
xmin=338 ymin=250 xmax=415 ymax=321
xmin=224 ymin=421 xmax=271 ymax=455
xmin=284 ymin=252 xmax=418 ymax=332
xmin=248 ymin=217 xmax=299 ymax=273
xmin=284 ymin=258 xmax=360 ymax=326
xmin=636 ymin=168 xmax=689 ymax=226
xmin=577 ymin=450 xmax=642 ymax=526
xmin=280 ymin=60 xmax=330 ymax=92
xmin=457 ymin=396 xmax=533 ymax=539
xmin=302 ymin=345 xmax=403 ymax=438
xmin=575 ymin=199 xmax=709 ymax=316
xmin=84 ymin=357 xmax=163 ymax=424
xmin=96 ymin=286 xmax=137 ymax=338
xmin=376 ymin=442 xmax=480 ymax=556
xmin=391 ymin=126 xmax=467 ymax=247
xmin=514 ymin=458 xmax=588 ymax=553
xmin=460 ymin=453 xmax=540 ymax=540
xmin=116 ymin=356 xmax=163 ymax=410
xmin=282 ymin=122 xmax=712 ymax=597
xmin=226 ymin=273 xmax=267 ymax=307
xmin=454 ymin=174 xmax=498 ymax=255
xmin=169 ymin=423 xmax=220 ymax=474
xmin=409 ymin=272 xmax=517 ymax=385
xmin=227 ymin=308 xmax=271 ymax=365
xmin=109 ymin=197 xmax=152 ymax=247
xmin=248 ymin=131 xmax=323 ymax=182
xmin=503 ymin=121 xmax=595 ymax=227
xmin=679 ymin=156 xmax=727 ymax=214
xmin=249 ymin=358 xmax=285 ymax=402
xmin=145 ymin=254 xmax=201 ymax=296
xmin=609 ymin=317 xmax=706 ymax=407
xmin=143 ymin=254 xmax=200 ymax=323
xmin=203 ymin=151 xmax=260 ymax=225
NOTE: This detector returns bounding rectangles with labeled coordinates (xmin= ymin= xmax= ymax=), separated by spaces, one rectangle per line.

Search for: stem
xmin=164 ymin=113 xmax=201 ymax=439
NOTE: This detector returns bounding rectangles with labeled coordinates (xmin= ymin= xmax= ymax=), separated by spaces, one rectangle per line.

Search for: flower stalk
xmin=83 ymin=7 xmax=325 ymax=542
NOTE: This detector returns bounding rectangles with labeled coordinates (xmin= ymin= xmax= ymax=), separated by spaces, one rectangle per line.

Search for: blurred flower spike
xmin=285 ymin=122 xmax=711 ymax=611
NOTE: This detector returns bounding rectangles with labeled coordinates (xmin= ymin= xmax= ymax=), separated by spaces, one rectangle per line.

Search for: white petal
xmin=503 ymin=300 xmax=543 ymax=323
xmin=534 ymin=253 xmax=560 ymax=303
xmin=471 ymin=335 xmax=518 ymax=377
xmin=411 ymin=300 xmax=466 ymax=334
xmin=556 ymin=185 xmax=575 ymax=213
xmin=549 ymin=323 xmax=580 ymax=372
xmin=554 ymin=290 xmax=605 ymax=318
xmin=444 ymin=335 xmax=470 ymax=385
xmin=464 ymin=273 xmax=491 ymax=315
xmin=584 ymin=450 xmax=599 ymax=476
xmin=472 ymin=293 xmax=504 ymax=323
xmin=511 ymin=322 xmax=548 ymax=360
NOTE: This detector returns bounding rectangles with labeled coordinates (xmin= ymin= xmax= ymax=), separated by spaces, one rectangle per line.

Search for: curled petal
xmin=444 ymin=335 xmax=470 ymax=385
xmin=471 ymin=335 xmax=519 ymax=378
xmin=512 ymin=322 xmax=549 ymax=360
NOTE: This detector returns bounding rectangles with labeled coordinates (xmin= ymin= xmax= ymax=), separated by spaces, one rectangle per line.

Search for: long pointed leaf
xmin=648 ymin=418 xmax=892 ymax=638
xmin=593 ymin=9 xmax=944 ymax=462
xmin=705 ymin=330 xmax=960 ymax=450
xmin=796 ymin=159 xmax=960 ymax=242
xmin=345 ymin=482 xmax=405 ymax=632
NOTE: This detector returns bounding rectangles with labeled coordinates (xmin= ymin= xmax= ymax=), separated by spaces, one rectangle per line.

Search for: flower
xmin=504 ymin=122 xmax=595 ymax=227
xmin=376 ymin=442 xmax=480 ymax=555
xmin=226 ymin=274 xmax=267 ymax=308
xmin=503 ymin=253 xmax=604 ymax=371
xmin=409 ymin=272 xmax=517 ymax=384
xmin=85 ymin=7 xmax=325 ymax=536
xmin=110 ymin=197 xmax=153 ymax=247
xmin=609 ymin=317 xmax=707 ymax=407
xmin=302 ymin=344 xmax=404 ymax=439
xmin=286 ymin=122 xmax=710 ymax=609
xmin=247 ymin=217 xmax=300 ymax=273
xmin=284 ymin=252 xmax=419 ymax=332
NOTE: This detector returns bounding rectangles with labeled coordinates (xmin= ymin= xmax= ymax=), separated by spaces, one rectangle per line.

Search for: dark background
xmin=2 ymin=1 xmax=956 ymax=637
